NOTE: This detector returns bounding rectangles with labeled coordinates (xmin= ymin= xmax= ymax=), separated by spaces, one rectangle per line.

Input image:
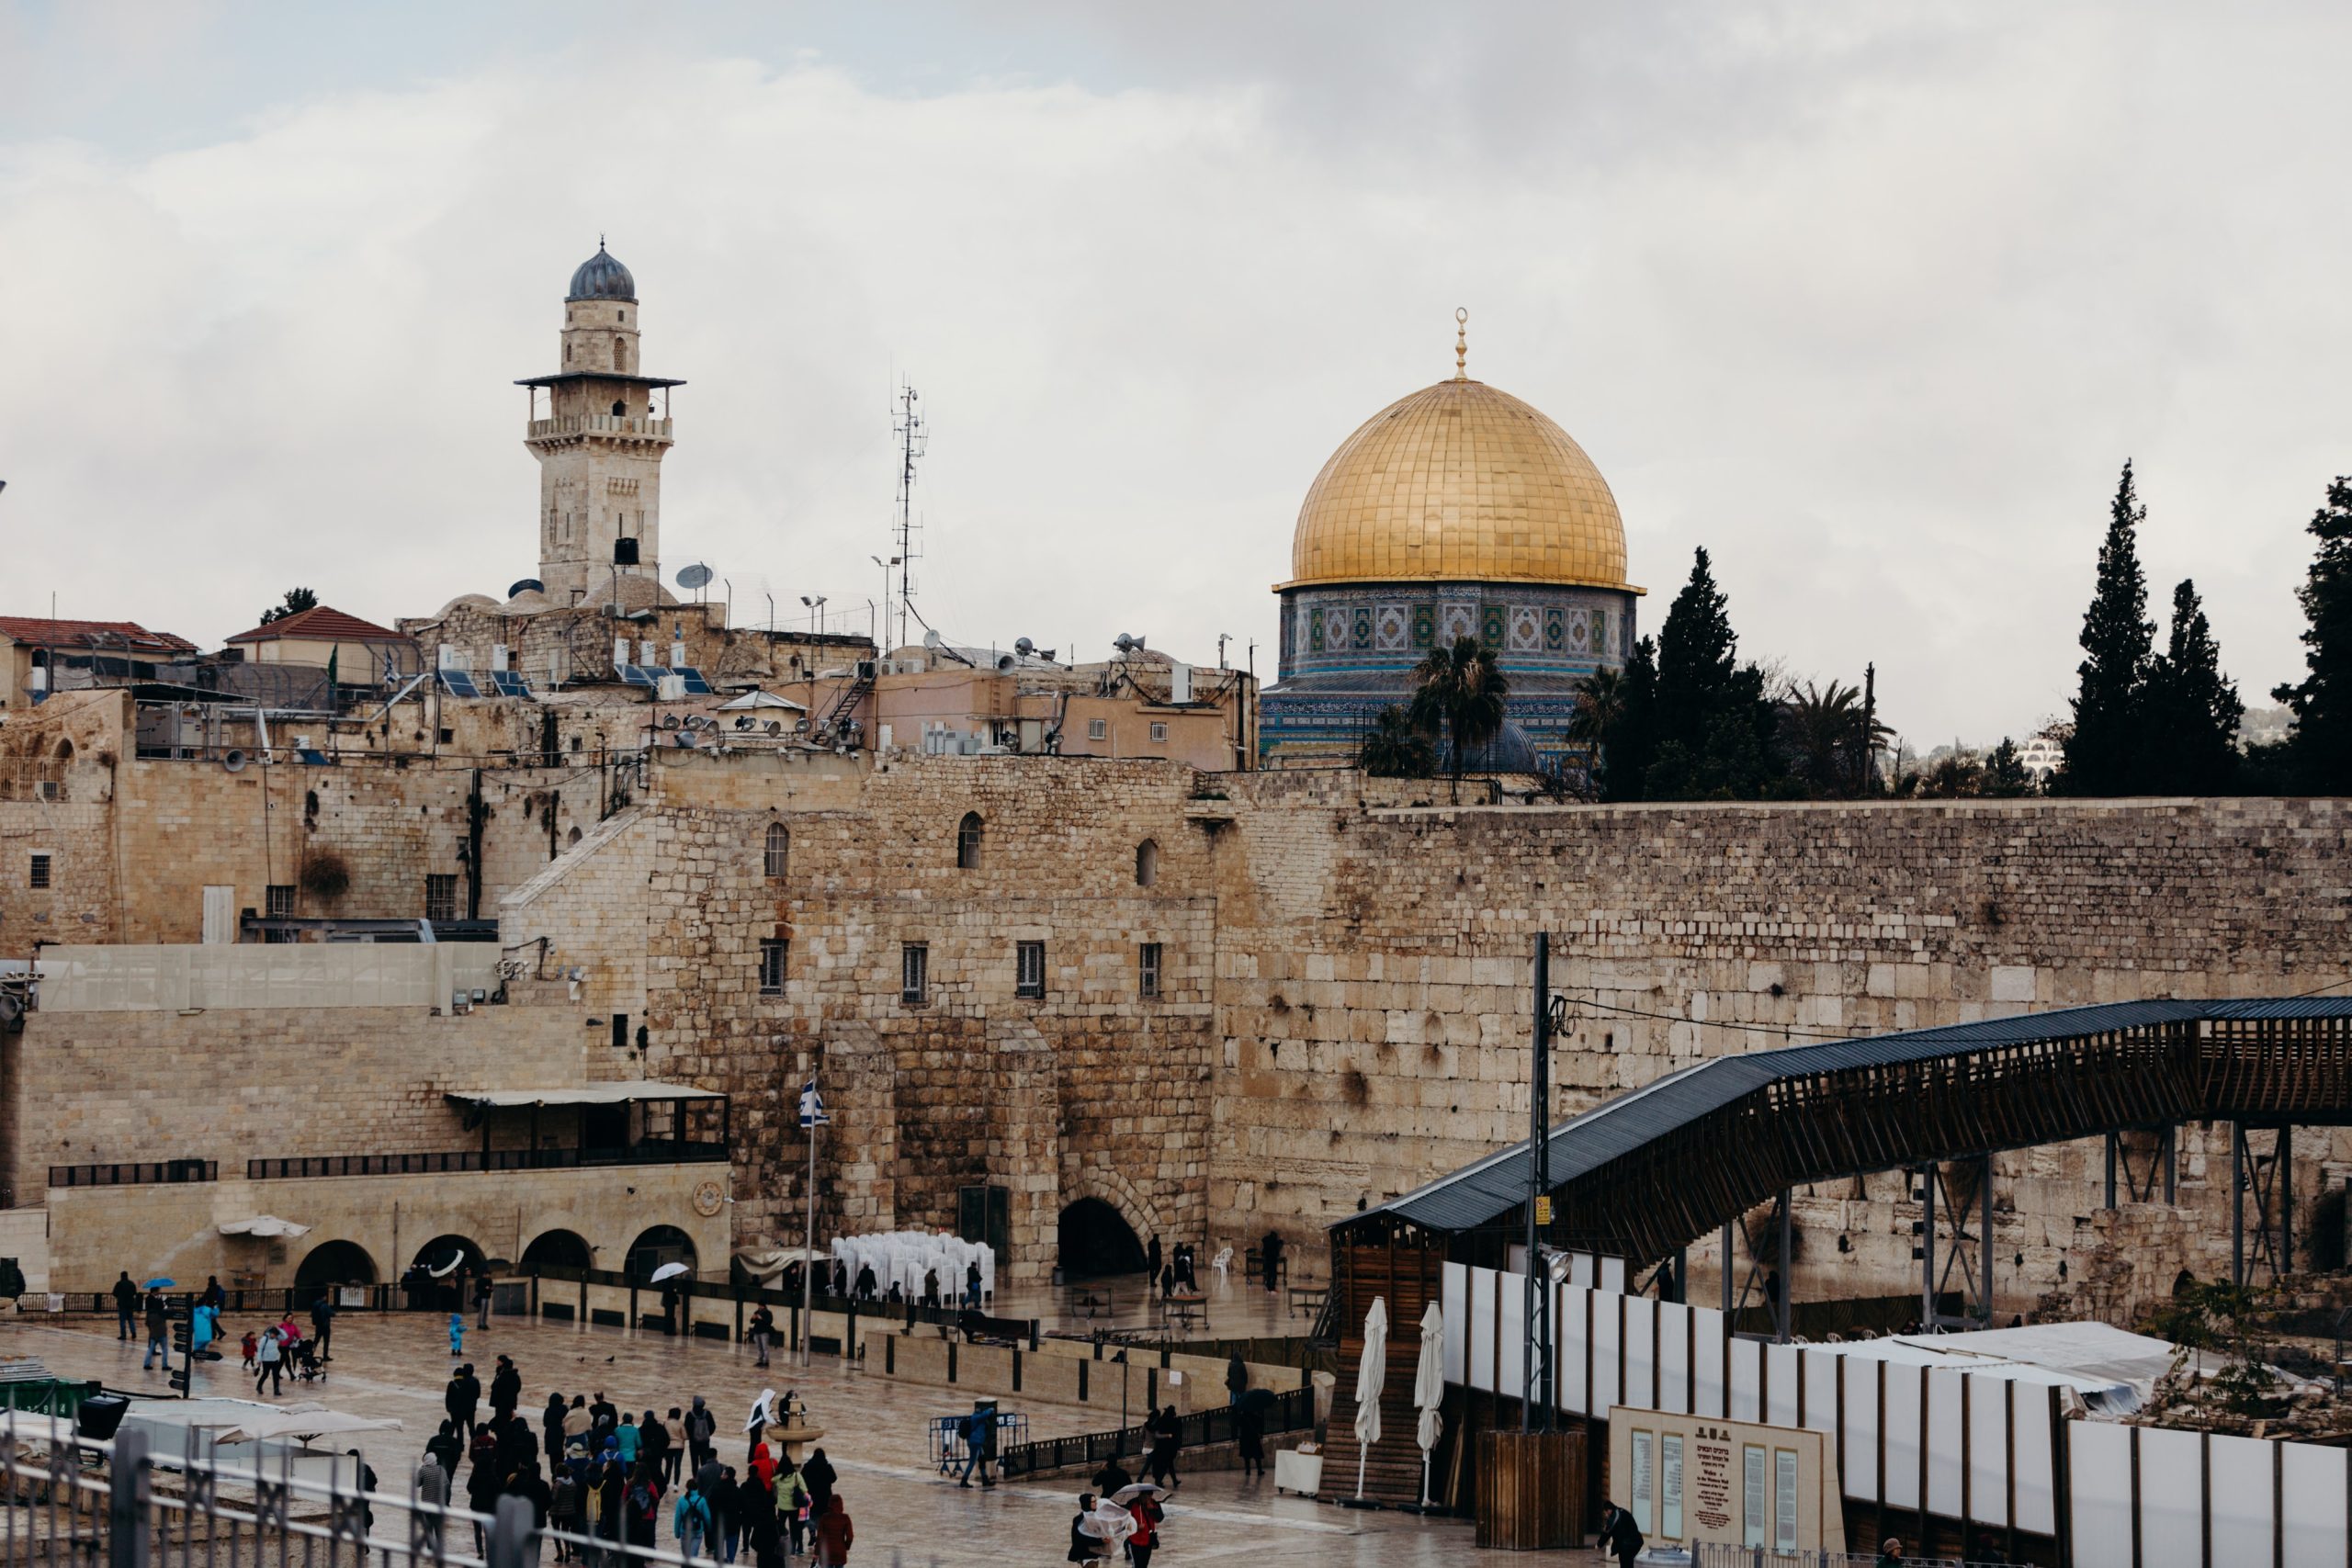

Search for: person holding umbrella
xmin=1109 ymin=1484 xmax=1168 ymax=1568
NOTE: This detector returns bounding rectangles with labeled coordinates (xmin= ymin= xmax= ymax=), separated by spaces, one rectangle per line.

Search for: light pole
xmin=798 ymin=1076 xmax=828 ymax=1367
xmin=799 ymin=595 xmax=828 ymax=636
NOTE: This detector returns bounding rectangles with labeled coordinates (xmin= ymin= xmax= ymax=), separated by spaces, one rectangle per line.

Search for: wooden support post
xmin=1980 ymin=1151 xmax=1995 ymax=1328
xmin=2233 ymin=1124 xmax=2246 ymax=1290
xmin=1921 ymin=1165 xmax=1937 ymax=1327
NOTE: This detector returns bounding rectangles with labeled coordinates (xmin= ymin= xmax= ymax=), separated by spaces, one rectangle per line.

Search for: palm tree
xmin=1408 ymin=636 xmax=1510 ymax=801
xmin=1567 ymin=667 xmax=1624 ymax=797
xmin=1778 ymin=679 xmax=1891 ymax=796
xmin=1358 ymin=705 xmax=1437 ymax=779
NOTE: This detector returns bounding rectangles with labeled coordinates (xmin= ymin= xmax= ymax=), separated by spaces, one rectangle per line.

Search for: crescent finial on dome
xmin=1454 ymin=307 xmax=1469 ymax=380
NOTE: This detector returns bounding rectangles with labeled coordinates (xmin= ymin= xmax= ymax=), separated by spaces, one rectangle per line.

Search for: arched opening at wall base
xmin=293 ymin=1240 xmax=378 ymax=1294
xmin=1057 ymin=1198 xmax=1146 ymax=1281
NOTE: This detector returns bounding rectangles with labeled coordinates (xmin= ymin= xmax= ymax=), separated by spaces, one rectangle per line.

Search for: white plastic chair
xmin=1211 ymin=1246 xmax=1234 ymax=1285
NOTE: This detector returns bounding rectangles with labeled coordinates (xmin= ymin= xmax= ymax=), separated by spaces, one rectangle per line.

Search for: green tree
xmin=2273 ymin=477 xmax=2352 ymax=791
xmin=1566 ymin=666 xmax=1623 ymax=798
xmin=1618 ymin=547 xmax=1787 ymax=799
xmin=1407 ymin=635 xmax=1510 ymax=800
xmin=1599 ymin=637 xmax=1660 ymax=802
xmin=1780 ymin=679 xmax=1884 ymax=797
xmin=258 ymin=586 xmax=318 ymax=626
xmin=2142 ymin=579 xmax=2242 ymax=794
xmin=1919 ymin=750 xmax=1984 ymax=798
xmin=2063 ymin=462 xmax=2155 ymax=794
xmin=1983 ymin=738 xmax=2033 ymax=796
xmin=1357 ymin=705 xmax=1436 ymax=779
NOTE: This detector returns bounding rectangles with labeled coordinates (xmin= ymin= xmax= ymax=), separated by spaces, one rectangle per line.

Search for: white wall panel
xmin=1442 ymin=1263 xmax=1467 ymax=1385
xmin=2137 ymin=1426 xmax=2202 ymax=1568
xmin=2068 ymin=1422 xmax=2133 ymax=1568
xmin=1765 ymin=1342 xmax=1800 ymax=1429
xmin=2208 ymin=1434 xmax=2274 ymax=1568
xmin=1468 ymin=1268 xmax=1495 ymax=1394
xmin=1497 ymin=1282 xmax=1525 ymax=1405
xmin=1800 ymin=1348 xmax=1839 ymax=1438
xmin=1622 ymin=1295 xmax=1657 ymax=1413
xmin=1693 ymin=1311 xmax=1725 ymax=1419
xmin=1841 ymin=1357 xmax=1879 ymax=1502
xmin=2013 ymin=1383 xmax=2056 ymax=1537
xmin=1728 ymin=1337 xmax=1762 ymax=1424
xmin=1558 ymin=1285 xmax=1589 ymax=1415
xmin=1590 ymin=1289 xmax=1621 ymax=1419
xmin=1964 ymin=1373 xmax=2008 ymax=1528
xmin=1927 ymin=1368 xmax=1964 ymax=1519
xmin=2281 ymin=1438 xmax=2347 ymax=1568
xmin=1657 ymin=1303 xmax=1690 ymax=1414
xmin=1883 ymin=1364 xmax=1922 ymax=1511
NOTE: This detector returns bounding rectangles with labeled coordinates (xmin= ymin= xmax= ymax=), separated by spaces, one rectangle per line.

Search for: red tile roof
xmin=0 ymin=616 xmax=197 ymax=655
xmin=223 ymin=605 xmax=413 ymax=645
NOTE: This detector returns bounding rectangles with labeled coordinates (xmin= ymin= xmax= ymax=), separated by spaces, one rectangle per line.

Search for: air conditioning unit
xmin=855 ymin=660 xmax=878 ymax=681
xmin=657 ymin=674 xmax=686 ymax=702
xmin=491 ymin=644 xmax=511 ymax=672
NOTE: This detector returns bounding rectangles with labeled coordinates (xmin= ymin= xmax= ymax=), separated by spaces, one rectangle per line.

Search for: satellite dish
xmin=220 ymin=749 xmax=249 ymax=773
xmin=506 ymin=578 xmax=546 ymax=598
xmin=676 ymin=563 xmax=714 ymax=591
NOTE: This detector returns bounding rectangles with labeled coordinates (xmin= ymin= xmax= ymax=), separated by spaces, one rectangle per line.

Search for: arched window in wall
xmin=956 ymin=812 xmax=983 ymax=870
xmin=1135 ymin=839 xmax=1159 ymax=887
xmin=764 ymin=822 xmax=789 ymax=879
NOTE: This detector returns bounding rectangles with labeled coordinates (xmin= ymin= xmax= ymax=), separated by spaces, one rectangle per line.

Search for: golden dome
xmin=1283 ymin=375 xmax=1631 ymax=592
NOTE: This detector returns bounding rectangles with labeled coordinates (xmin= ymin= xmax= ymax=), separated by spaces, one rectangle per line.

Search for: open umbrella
xmin=425 ymin=1253 xmax=463 ymax=1279
xmin=1411 ymin=1299 xmax=1445 ymax=1511
xmin=143 ymin=1278 xmax=176 ymax=1291
xmin=650 ymin=1261 xmax=691 ymax=1283
xmin=1350 ymin=1295 xmax=1389 ymax=1505
xmin=1078 ymin=1499 xmax=1135 ymax=1546
xmin=1238 ymin=1386 xmax=1277 ymax=1416
xmin=1109 ymin=1483 xmax=1169 ymax=1506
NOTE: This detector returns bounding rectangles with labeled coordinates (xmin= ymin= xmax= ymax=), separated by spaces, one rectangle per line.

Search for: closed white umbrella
xmin=1412 ymin=1300 xmax=1445 ymax=1510
xmin=1351 ymin=1295 xmax=1389 ymax=1503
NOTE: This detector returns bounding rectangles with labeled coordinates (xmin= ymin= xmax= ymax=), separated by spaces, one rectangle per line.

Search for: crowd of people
xmin=114 ymin=1271 xmax=341 ymax=1395
xmin=420 ymin=1368 xmax=854 ymax=1565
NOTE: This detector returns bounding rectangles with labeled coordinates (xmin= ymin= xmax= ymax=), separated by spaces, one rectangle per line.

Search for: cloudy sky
xmin=4 ymin=2 xmax=2347 ymax=745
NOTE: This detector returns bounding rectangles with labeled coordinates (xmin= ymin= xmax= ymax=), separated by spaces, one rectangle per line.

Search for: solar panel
xmin=437 ymin=670 xmax=481 ymax=698
xmin=489 ymin=671 xmax=534 ymax=699
xmin=673 ymin=666 xmax=712 ymax=694
xmin=618 ymin=664 xmax=657 ymax=688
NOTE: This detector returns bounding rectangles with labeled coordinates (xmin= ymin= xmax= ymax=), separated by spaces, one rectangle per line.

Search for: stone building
xmin=1259 ymin=313 xmax=1643 ymax=768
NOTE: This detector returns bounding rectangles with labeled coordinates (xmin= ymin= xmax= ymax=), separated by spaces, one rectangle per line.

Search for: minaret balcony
xmin=526 ymin=413 xmax=675 ymax=443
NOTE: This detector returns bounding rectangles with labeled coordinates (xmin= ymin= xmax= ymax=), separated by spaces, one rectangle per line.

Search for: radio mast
xmin=891 ymin=381 xmax=925 ymax=651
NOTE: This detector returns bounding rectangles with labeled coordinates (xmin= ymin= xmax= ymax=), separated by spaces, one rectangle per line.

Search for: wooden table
xmin=1287 ymin=1284 xmax=1329 ymax=1317
xmin=1162 ymin=1292 xmax=1207 ymax=1329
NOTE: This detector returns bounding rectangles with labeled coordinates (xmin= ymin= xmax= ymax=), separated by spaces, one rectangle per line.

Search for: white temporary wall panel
xmin=1497 ymin=1282 xmax=1526 ymax=1404
xmin=2068 ymin=1421 xmax=2134 ymax=1568
xmin=1765 ymin=1342 xmax=1801 ymax=1429
xmin=1966 ymin=1374 xmax=2010 ymax=1529
xmin=1800 ymin=1349 xmax=1839 ymax=1440
xmin=1442 ymin=1263 xmax=1467 ymax=1385
xmin=2281 ymin=1438 xmax=2348 ymax=1568
xmin=1841 ymin=1358 xmax=1878 ymax=1502
xmin=2137 ymin=1426 xmax=2202 ymax=1568
xmin=1926 ymin=1368 xmax=1964 ymax=1519
xmin=2013 ymin=1387 xmax=2056 ymax=1537
xmin=1590 ymin=1289 xmax=1621 ymax=1419
xmin=1558 ymin=1285 xmax=1589 ymax=1415
xmin=1622 ymin=1295 xmax=1657 ymax=1413
xmin=1657 ymin=1303 xmax=1691 ymax=1415
xmin=2207 ymin=1434 xmax=2275 ymax=1568
xmin=1468 ymin=1268 xmax=1496 ymax=1393
xmin=1693 ymin=1312 xmax=1726 ymax=1420
xmin=1882 ymin=1364 xmax=1922 ymax=1511
xmin=1727 ymin=1337 xmax=1762 ymax=1424
xmin=1600 ymin=1256 xmax=1627 ymax=1293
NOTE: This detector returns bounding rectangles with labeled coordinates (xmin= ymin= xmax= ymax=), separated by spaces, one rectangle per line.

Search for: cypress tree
xmin=1627 ymin=547 xmax=1785 ymax=799
xmin=2273 ymin=477 xmax=2352 ymax=792
xmin=2143 ymin=579 xmax=2242 ymax=794
xmin=2063 ymin=461 xmax=2155 ymax=794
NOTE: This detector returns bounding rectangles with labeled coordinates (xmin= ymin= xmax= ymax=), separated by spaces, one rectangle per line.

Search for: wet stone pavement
xmin=4 ymin=1309 xmax=1611 ymax=1566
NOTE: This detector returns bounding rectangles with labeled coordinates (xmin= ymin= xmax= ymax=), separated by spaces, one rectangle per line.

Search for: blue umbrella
xmin=143 ymin=1278 xmax=176 ymax=1290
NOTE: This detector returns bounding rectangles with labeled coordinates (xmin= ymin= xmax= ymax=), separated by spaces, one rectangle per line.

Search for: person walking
xmin=311 ymin=1292 xmax=337 ymax=1360
xmin=254 ymin=1325 xmax=285 ymax=1395
xmin=508 ymin=1460 xmax=552 ymax=1568
xmin=466 ymin=1439 xmax=504 ymax=1557
xmin=491 ymin=1356 xmax=522 ymax=1421
xmin=413 ymin=1445 xmax=449 ymax=1559
xmin=673 ymin=1477 xmax=712 ymax=1561
xmin=800 ymin=1447 xmax=836 ymax=1528
xmin=427 ymin=1420 xmax=464 ymax=1492
xmin=955 ymin=1406 xmax=994 ymax=1488
xmin=662 ymin=1408 xmax=687 ymax=1485
xmin=1127 ymin=1491 xmax=1164 ymax=1568
xmin=1596 ymin=1500 xmax=1645 ymax=1568
xmin=775 ymin=1459 xmax=811 ymax=1560
xmin=1066 ymin=1494 xmax=1101 ymax=1566
xmin=743 ymin=1467 xmax=785 ymax=1568
xmin=714 ymin=1465 xmax=745 ymax=1564
xmin=544 ymin=1393 xmax=569 ymax=1472
xmin=141 ymin=1292 xmax=170 ymax=1371
xmin=112 ymin=1272 xmax=138 ymax=1339
xmin=474 ymin=1272 xmax=493 ymax=1329
xmin=684 ymin=1395 xmax=717 ymax=1475
xmin=964 ymin=1260 xmax=982 ymax=1311
xmin=200 ymin=1275 xmax=224 ymax=1311
xmin=447 ymin=1367 xmax=480 ymax=1443
xmin=192 ymin=1300 xmax=220 ymax=1361
xmin=811 ymin=1493 xmax=853 ymax=1567
xmin=748 ymin=1305 xmax=775 ymax=1368
xmin=1146 ymin=1235 xmax=1163 ymax=1289
xmin=1145 ymin=1404 xmax=1182 ymax=1490
xmin=547 ymin=1461 xmax=582 ymax=1563
xmin=623 ymin=1461 xmax=663 ymax=1551
xmin=1259 ymin=1230 xmax=1283 ymax=1293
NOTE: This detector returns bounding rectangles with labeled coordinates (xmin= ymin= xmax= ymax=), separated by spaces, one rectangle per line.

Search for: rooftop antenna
xmin=891 ymin=380 xmax=926 ymax=652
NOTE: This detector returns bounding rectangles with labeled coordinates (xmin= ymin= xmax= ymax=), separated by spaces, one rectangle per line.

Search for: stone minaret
xmin=518 ymin=243 xmax=684 ymax=604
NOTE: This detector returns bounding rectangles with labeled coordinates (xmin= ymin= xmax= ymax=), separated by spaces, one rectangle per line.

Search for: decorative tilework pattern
xmin=1375 ymin=606 xmax=1408 ymax=651
xmin=1284 ymin=377 xmax=1631 ymax=591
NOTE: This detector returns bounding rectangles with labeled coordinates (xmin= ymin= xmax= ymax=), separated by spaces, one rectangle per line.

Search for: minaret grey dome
xmin=567 ymin=244 xmax=638 ymax=302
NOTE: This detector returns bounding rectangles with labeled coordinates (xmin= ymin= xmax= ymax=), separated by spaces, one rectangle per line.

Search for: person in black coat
xmin=799 ymin=1447 xmax=836 ymax=1518
xmin=1596 ymin=1501 xmax=1644 ymax=1567
xmin=542 ymin=1393 xmax=568 ymax=1471
xmin=1146 ymin=1235 xmax=1163 ymax=1286
xmin=1067 ymin=1494 xmax=1101 ymax=1565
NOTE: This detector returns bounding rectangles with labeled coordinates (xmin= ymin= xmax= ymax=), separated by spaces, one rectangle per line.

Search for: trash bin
xmin=76 ymin=1393 xmax=130 ymax=1441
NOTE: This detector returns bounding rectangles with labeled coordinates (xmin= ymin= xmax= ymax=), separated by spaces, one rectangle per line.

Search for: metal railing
xmin=247 ymin=1143 xmax=727 ymax=1179
xmin=1691 ymin=1544 xmax=2017 ymax=1568
xmin=48 ymin=1161 xmax=218 ymax=1189
xmin=995 ymin=1384 xmax=1316 ymax=1478
xmin=0 ymin=1409 xmax=714 ymax=1568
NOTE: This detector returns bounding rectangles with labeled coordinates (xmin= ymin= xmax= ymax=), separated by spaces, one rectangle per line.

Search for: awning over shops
xmin=445 ymin=1083 xmax=724 ymax=1109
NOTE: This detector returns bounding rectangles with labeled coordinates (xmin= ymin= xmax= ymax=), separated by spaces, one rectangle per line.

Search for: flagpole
xmin=801 ymin=1074 xmax=819 ymax=1368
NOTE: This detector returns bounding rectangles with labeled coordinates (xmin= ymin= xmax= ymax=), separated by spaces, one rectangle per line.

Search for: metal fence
xmin=0 ymin=1411 xmax=705 ymax=1568
xmin=1690 ymin=1543 xmax=2026 ymax=1568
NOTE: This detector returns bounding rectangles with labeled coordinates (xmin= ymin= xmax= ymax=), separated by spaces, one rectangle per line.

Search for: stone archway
xmin=1063 ymin=1164 xmax=1164 ymax=1259
xmin=1057 ymin=1199 xmax=1146 ymax=1280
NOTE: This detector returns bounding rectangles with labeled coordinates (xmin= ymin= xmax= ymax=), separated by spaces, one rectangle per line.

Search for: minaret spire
xmin=1454 ymin=307 xmax=1469 ymax=380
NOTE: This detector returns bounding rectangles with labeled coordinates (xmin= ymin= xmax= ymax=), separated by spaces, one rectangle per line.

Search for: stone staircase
xmin=1322 ymin=1366 xmax=1430 ymax=1505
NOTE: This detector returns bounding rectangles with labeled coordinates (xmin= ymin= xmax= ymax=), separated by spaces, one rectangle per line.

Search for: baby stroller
xmin=288 ymin=1337 xmax=327 ymax=1382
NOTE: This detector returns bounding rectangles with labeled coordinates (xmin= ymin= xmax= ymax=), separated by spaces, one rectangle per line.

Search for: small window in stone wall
xmin=28 ymin=852 xmax=51 ymax=890
xmin=1139 ymin=942 xmax=1162 ymax=999
xmin=265 ymin=884 xmax=297 ymax=943
xmin=901 ymin=942 xmax=929 ymax=1006
xmin=764 ymin=822 xmax=789 ymax=879
xmin=1015 ymin=940 xmax=1045 ymax=999
xmin=424 ymin=874 xmax=458 ymax=923
xmin=1135 ymin=840 xmax=1159 ymax=887
xmin=758 ymin=937 xmax=788 ymax=995
xmin=1148 ymin=721 xmax=1168 ymax=743
xmin=1088 ymin=718 xmax=1107 ymax=740
xmin=956 ymin=812 xmax=983 ymax=870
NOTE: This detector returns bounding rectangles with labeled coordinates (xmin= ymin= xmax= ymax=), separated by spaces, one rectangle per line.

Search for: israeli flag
xmin=797 ymin=1079 xmax=830 ymax=1128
